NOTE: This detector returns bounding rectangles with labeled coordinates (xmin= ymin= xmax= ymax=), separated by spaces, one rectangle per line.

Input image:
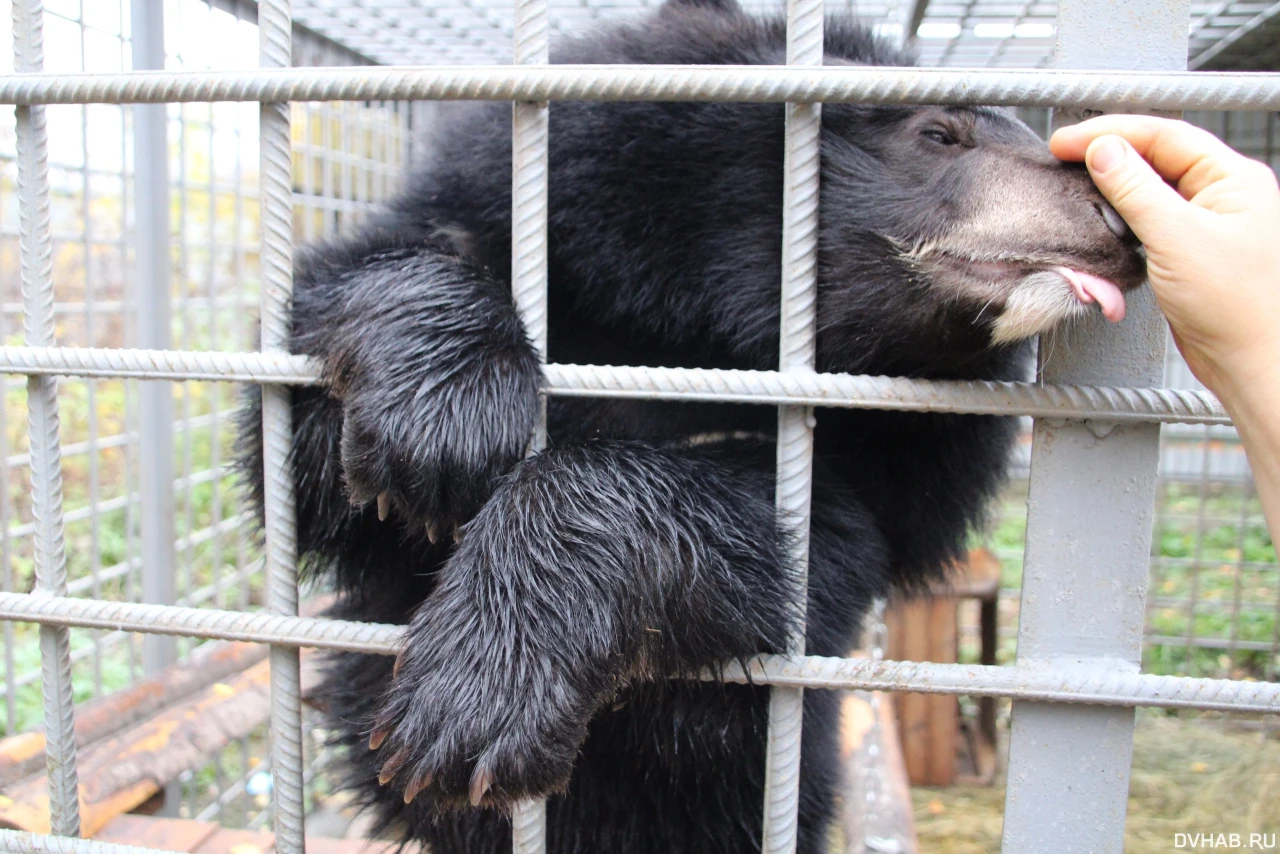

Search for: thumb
xmin=1084 ymin=134 xmax=1187 ymax=247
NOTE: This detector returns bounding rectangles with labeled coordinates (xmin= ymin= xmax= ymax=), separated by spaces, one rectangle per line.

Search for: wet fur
xmin=236 ymin=5 xmax=1030 ymax=852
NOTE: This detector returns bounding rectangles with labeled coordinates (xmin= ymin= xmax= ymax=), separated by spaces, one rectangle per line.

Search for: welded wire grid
xmin=0 ymin=2 xmax=1279 ymax=854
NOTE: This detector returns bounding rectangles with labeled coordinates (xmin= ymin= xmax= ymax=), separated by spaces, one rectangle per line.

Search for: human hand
xmin=1050 ymin=115 xmax=1280 ymax=405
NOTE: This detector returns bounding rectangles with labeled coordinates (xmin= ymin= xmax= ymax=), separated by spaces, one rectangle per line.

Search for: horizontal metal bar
xmin=0 ymin=65 xmax=1277 ymax=110
xmin=1146 ymin=634 xmax=1279 ymax=653
xmin=0 ymin=592 xmax=404 ymax=654
xmin=0 ymin=830 xmax=173 ymax=854
xmin=0 ymin=346 xmax=318 ymax=383
xmin=544 ymin=363 xmax=1228 ymax=423
xmin=0 ymin=592 xmax=1276 ymax=713
xmin=0 ymin=346 xmax=1229 ymax=423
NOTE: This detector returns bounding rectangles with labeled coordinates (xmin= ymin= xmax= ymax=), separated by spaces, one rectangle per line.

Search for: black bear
xmin=238 ymin=1 xmax=1146 ymax=851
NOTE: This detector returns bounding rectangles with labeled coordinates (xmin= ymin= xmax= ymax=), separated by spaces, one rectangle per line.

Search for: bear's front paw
xmin=336 ymin=356 xmax=539 ymax=538
xmin=366 ymin=591 xmax=597 ymax=811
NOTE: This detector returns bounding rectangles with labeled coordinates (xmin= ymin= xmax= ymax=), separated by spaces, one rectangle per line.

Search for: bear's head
xmin=428 ymin=0 xmax=1149 ymax=379
xmin=816 ymin=99 xmax=1148 ymax=373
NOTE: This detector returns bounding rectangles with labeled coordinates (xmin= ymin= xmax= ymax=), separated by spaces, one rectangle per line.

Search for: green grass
xmin=3 ymin=374 xmax=264 ymax=737
xmin=980 ymin=476 xmax=1278 ymax=679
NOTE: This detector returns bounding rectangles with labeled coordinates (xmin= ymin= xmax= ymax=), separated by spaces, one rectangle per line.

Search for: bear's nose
xmin=1096 ymin=201 xmax=1137 ymax=245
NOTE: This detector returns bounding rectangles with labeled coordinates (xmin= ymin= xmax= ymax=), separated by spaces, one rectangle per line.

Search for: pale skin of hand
xmin=1051 ymin=115 xmax=1280 ymax=541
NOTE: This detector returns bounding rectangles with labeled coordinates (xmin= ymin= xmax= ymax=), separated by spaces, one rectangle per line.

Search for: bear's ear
xmin=661 ymin=0 xmax=741 ymax=14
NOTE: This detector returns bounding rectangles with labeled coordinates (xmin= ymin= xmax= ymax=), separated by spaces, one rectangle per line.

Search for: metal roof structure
xmin=287 ymin=0 xmax=1280 ymax=70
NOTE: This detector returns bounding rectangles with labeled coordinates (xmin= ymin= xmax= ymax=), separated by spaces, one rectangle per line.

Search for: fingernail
xmin=1089 ymin=136 xmax=1126 ymax=174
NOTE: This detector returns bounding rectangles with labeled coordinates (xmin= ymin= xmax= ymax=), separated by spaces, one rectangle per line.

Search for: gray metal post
xmin=1000 ymin=2 xmax=1191 ymax=852
xmin=131 ymin=0 xmax=177 ymax=679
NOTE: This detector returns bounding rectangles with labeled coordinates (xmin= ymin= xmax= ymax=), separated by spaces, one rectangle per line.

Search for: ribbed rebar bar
xmin=13 ymin=0 xmax=80 ymax=837
xmin=511 ymin=0 xmax=550 ymax=845
xmin=258 ymin=1 xmax=304 ymax=851
xmin=0 ymin=830 xmax=172 ymax=854
xmin=761 ymin=1 xmax=822 ymax=849
xmin=0 ymin=346 xmax=317 ymax=383
xmin=0 ymin=346 xmax=1231 ymax=423
xmin=0 ymin=592 xmax=404 ymax=652
xmin=544 ymin=364 xmax=1231 ymax=423
xmin=1 ymin=592 xmax=1276 ymax=713
xmin=0 ymin=66 xmax=1277 ymax=109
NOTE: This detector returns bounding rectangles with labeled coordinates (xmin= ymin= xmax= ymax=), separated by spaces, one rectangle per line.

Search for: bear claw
xmin=376 ymin=492 xmax=390 ymax=521
xmin=404 ymin=773 xmax=432 ymax=804
xmin=469 ymin=767 xmax=493 ymax=807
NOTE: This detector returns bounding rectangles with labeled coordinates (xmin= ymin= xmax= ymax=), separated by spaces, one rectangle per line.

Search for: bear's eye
xmin=921 ymin=127 xmax=960 ymax=147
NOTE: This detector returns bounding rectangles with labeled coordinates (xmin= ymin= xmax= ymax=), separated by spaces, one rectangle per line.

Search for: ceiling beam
xmin=1190 ymin=0 xmax=1280 ymax=70
xmin=904 ymin=0 xmax=931 ymax=46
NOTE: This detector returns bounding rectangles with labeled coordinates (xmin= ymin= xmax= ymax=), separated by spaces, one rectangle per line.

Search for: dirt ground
xmin=911 ymin=711 xmax=1280 ymax=853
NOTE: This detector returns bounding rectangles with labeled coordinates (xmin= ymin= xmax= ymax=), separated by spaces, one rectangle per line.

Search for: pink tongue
xmin=1053 ymin=266 xmax=1127 ymax=323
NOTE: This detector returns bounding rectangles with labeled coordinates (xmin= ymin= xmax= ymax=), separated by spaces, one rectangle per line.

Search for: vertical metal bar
xmin=1185 ymin=428 xmax=1212 ymax=672
xmin=232 ymin=99 xmax=252 ymax=615
xmin=13 ymin=0 xmax=81 ymax=837
xmin=1226 ymin=475 xmax=1251 ymax=663
xmin=133 ymin=0 xmax=180 ymax=813
xmin=173 ymin=13 xmax=192 ymax=626
xmin=320 ymin=103 xmax=333 ymax=235
xmin=1000 ymin=2 xmax=1190 ymax=851
xmin=205 ymin=85 xmax=223 ymax=614
xmin=78 ymin=0 xmax=105 ymax=701
xmin=258 ymin=1 xmax=305 ymax=852
xmin=511 ymin=0 xmax=549 ymax=847
xmin=131 ymin=0 xmax=177 ymax=678
xmin=119 ymin=3 xmax=142 ymax=683
xmin=1 ymin=333 xmax=12 ymax=735
xmin=761 ymin=0 xmax=821 ymax=851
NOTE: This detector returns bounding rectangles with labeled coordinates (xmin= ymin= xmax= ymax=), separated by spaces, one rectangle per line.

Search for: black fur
xmin=231 ymin=3 xmax=1102 ymax=851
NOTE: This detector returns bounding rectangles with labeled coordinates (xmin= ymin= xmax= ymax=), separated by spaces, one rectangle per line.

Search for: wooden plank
xmin=0 ymin=641 xmax=268 ymax=787
xmin=886 ymin=594 xmax=960 ymax=786
xmin=0 ymin=595 xmax=335 ymax=790
xmin=925 ymin=596 xmax=958 ymax=786
xmin=93 ymin=815 xmax=402 ymax=854
xmin=96 ymin=814 xmax=220 ymax=852
xmin=0 ymin=659 xmax=276 ymax=836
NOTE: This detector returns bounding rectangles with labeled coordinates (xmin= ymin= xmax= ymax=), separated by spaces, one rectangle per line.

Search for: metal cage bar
xmin=510 ymin=0 xmax=550 ymax=844
xmin=12 ymin=0 xmax=81 ymax=838
xmin=0 ymin=592 xmax=1277 ymax=713
xmin=0 ymin=347 xmax=1233 ymax=423
xmin=0 ymin=66 xmax=1279 ymax=109
xmin=0 ymin=830 xmax=174 ymax=854
xmin=257 ymin=0 xmax=306 ymax=851
xmin=760 ymin=0 xmax=821 ymax=849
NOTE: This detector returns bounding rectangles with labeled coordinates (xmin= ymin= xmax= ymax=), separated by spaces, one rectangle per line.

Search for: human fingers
xmin=1073 ymin=134 xmax=1196 ymax=247
xmin=1050 ymin=114 xmax=1253 ymax=201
